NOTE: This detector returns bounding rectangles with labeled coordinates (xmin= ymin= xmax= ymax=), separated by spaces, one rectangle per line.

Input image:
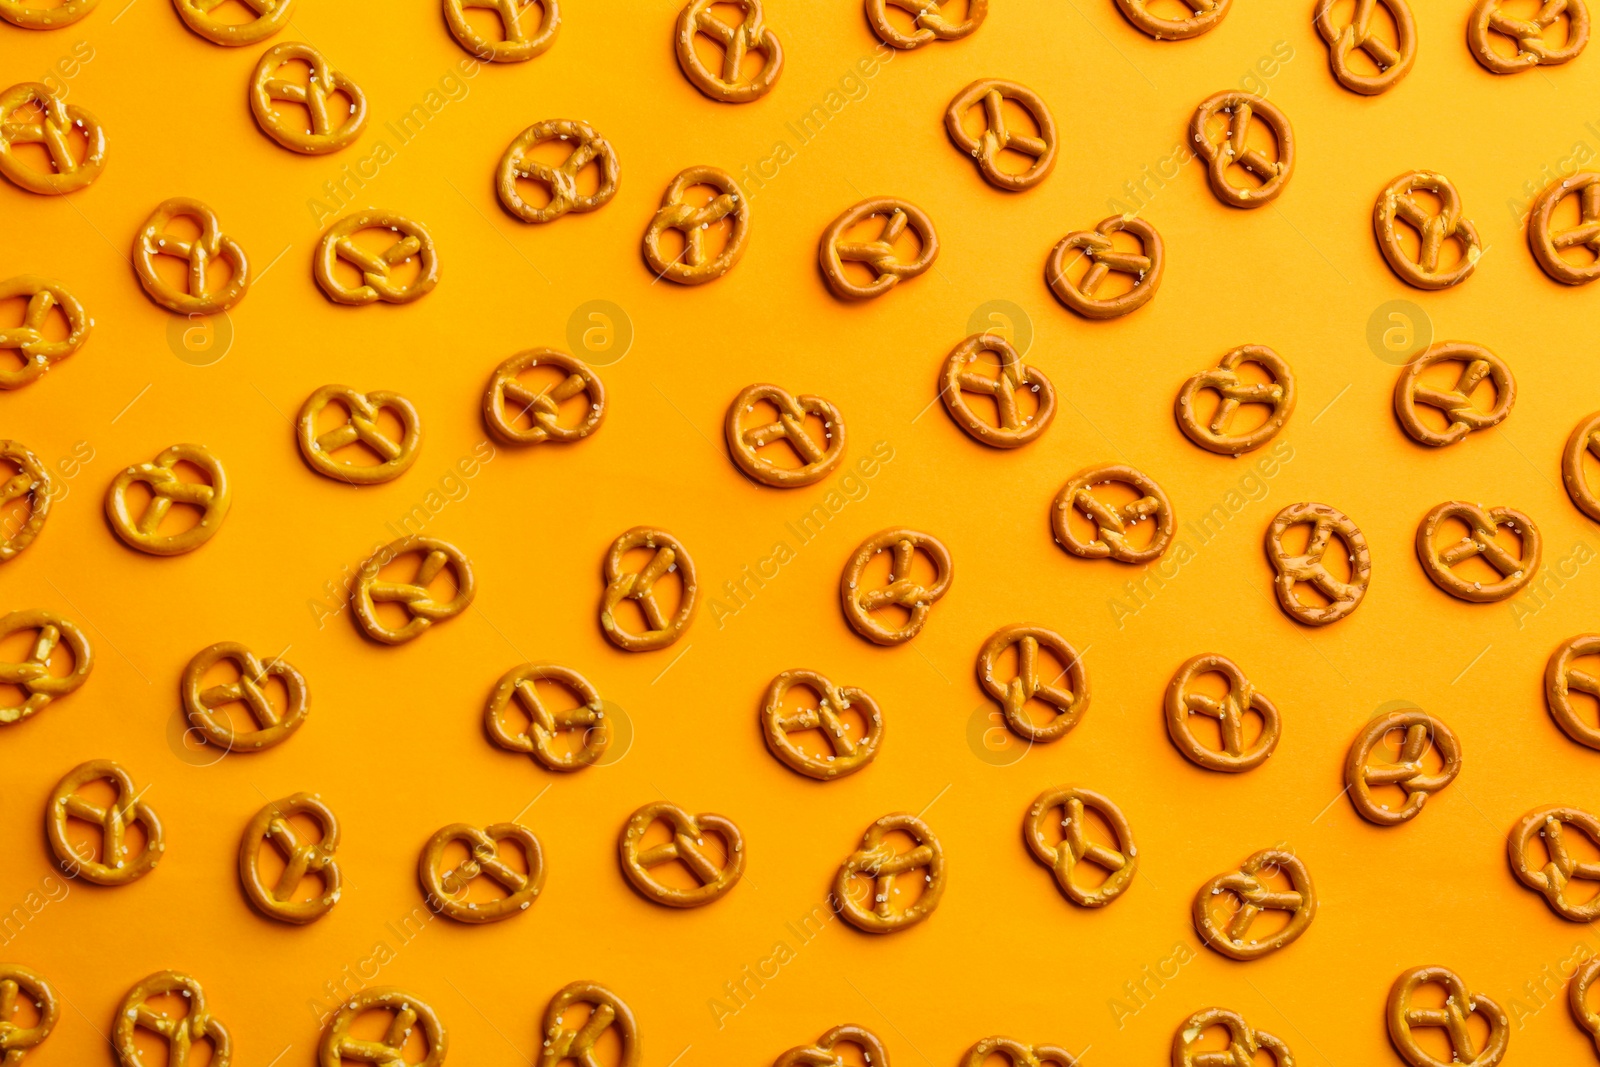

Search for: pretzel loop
xmin=1393 ymin=342 xmax=1515 ymax=447
xmin=1415 ymin=501 xmax=1540 ymax=603
xmin=485 ymin=663 xmax=609 ymax=771
xmin=0 ymin=82 xmax=106 ymax=195
xmin=1345 ymin=710 xmax=1462 ymax=826
xmin=619 ymin=801 xmax=744 ymax=907
xmin=1314 ymin=0 xmax=1417 ymax=94
xmin=943 ymin=79 xmax=1057 ymax=192
xmin=1189 ymin=92 xmax=1294 ymax=208
xmin=239 ymin=792 xmax=341 ymax=924
xmin=1046 ymin=215 xmax=1164 ymax=319
xmin=134 ymin=198 xmax=252 ymax=314
xmin=1374 ymin=171 xmax=1483 ymax=290
xmin=833 ymin=812 xmax=946 ymax=933
xmin=1023 ymin=786 xmax=1136 ymax=908
xmin=1386 ymin=966 xmax=1508 ymax=1067
xmin=497 ymin=120 xmax=619 ymax=223
xmin=420 ymin=821 xmax=546 ymax=922
xmin=839 ymin=527 xmax=954 ymax=645
xmin=352 ymin=536 xmax=476 ymax=644
xmin=1264 ymin=502 xmax=1371 ymax=625
xmin=1052 ymin=464 xmax=1175 ymax=564
xmin=726 ymin=383 xmax=846 ymax=486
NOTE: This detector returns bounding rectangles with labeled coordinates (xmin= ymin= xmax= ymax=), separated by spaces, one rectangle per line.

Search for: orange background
xmin=5 ymin=0 xmax=1600 ymax=1063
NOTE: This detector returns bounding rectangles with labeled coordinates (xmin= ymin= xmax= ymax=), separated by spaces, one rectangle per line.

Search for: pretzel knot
xmin=1052 ymin=464 xmax=1174 ymax=564
xmin=134 ymin=198 xmax=252 ymax=314
xmin=1387 ymin=966 xmax=1508 ymax=1067
xmin=1172 ymin=1007 xmax=1293 ymax=1067
xmin=1315 ymin=0 xmax=1417 ymax=95
xmin=182 ymin=641 xmax=309 ymax=751
xmin=1193 ymin=848 xmax=1316 ymax=960
xmin=420 ymin=822 xmax=545 ymax=922
xmin=1189 ymin=92 xmax=1294 ymax=208
xmin=761 ymin=669 xmax=883 ymax=780
xmin=1507 ymin=805 xmax=1600 ymax=921
xmin=774 ymin=1025 xmax=888 ymax=1067
xmin=944 ymin=79 xmax=1057 ymax=192
xmin=1374 ymin=171 xmax=1483 ymax=290
xmin=840 ymin=528 xmax=954 ymax=646
xmin=675 ymin=0 xmax=783 ymax=102
xmin=1024 ymin=786 xmax=1136 ymax=908
xmin=114 ymin=972 xmax=231 ymax=1067
xmin=866 ymin=0 xmax=987 ymax=49
xmin=250 ymin=43 xmax=367 ymax=154
xmin=1393 ymin=342 xmax=1515 ymax=447
xmin=497 ymin=120 xmax=618 ymax=224
xmin=352 ymin=536 xmax=476 ymax=644
xmin=442 ymin=0 xmax=560 ymax=62
xmin=1415 ymin=501 xmax=1540 ymax=603
xmin=239 ymin=792 xmax=341 ymax=924
xmin=0 ymin=965 xmax=58 ymax=1061
xmin=619 ymin=802 xmax=744 ymax=907
xmin=1345 ymin=709 xmax=1462 ymax=826
xmin=539 ymin=982 xmax=639 ymax=1067
xmin=485 ymin=663 xmax=608 ymax=771
xmin=0 ymin=81 xmax=106 ymax=195
xmin=320 ymin=987 xmax=448 ymax=1067
xmin=1470 ymin=0 xmax=1590 ymax=74
xmin=833 ymin=812 xmax=946 ymax=933
xmin=1114 ymin=0 xmax=1231 ymax=40
xmin=1265 ymin=501 xmax=1371 ymax=626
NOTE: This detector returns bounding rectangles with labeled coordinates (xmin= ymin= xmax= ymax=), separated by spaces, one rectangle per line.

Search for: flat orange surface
xmin=5 ymin=0 xmax=1600 ymax=1064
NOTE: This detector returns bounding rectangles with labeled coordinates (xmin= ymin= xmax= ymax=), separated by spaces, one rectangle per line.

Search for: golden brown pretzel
xmin=675 ymin=0 xmax=783 ymax=103
xmin=619 ymin=801 xmax=744 ymax=907
xmin=944 ymin=79 xmax=1056 ymax=192
xmin=1528 ymin=171 xmax=1600 ymax=284
xmin=320 ymin=987 xmax=447 ymax=1066
xmin=485 ymin=663 xmax=609 ymax=772
xmin=352 ymin=536 xmax=476 ymax=644
xmin=1564 ymin=410 xmax=1600 ymax=522
xmin=1469 ymin=0 xmax=1589 ymax=74
xmin=774 ymin=1024 xmax=888 ymax=1067
xmin=539 ymin=981 xmax=638 ymax=1067
xmin=1115 ymin=0 xmax=1230 ymax=40
xmin=940 ymin=333 xmax=1056 ymax=448
xmin=1172 ymin=1008 xmax=1294 ymax=1067
xmin=1345 ymin=709 xmax=1461 ymax=826
xmin=0 ymin=609 xmax=91 ymax=725
xmin=839 ymin=527 xmax=953 ymax=645
xmin=1546 ymin=634 xmax=1600 ymax=750
xmin=1415 ymin=501 xmax=1540 ymax=603
xmin=46 ymin=759 xmax=164 ymax=885
xmin=959 ymin=1037 xmax=1077 ymax=1067
xmin=1264 ymin=502 xmax=1371 ymax=626
xmin=106 ymin=443 xmax=231 ymax=556
xmin=114 ymin=970 xmax=231 ymax=1067
xmin=0 ymin=0 xmax=98 ymax=27
xmin=0 ymin=965 xmax=58 ymax=1062
xmin=419 ymin=821 xmax=546 ymax=922
xmin=497 ymin=120 xmax=619 ymax=224
xmin=442 ymin=0 xmax=558 ymax=62
xmin=484 ymin=348 xmax=606 ymax=446
xmin=819 ymin=197 xmax=939 ymax=300
xmin=1052 ymin=464 xmax=1174 ymax=564
xmin=1508 ymin=805 xmax=1600 ymax=921
xmin=134 ymin=198 xmax=251 ymax=314
xmin=1393 ymin=343 xmax=1514 ymax=447
xmin=0 ymin=276 xmax=91 ymax=390
xmin=1189 ymin=93 xmax=1294 ymax=208
xmin=599 ymin=527 xmax=697 ymax=651
xmin=643 ymin=165 xmax=749 ymax=284
xmin=0 ymin=443 xmax=52 ymax=563
xmin=1314 ymin=0 xmax=1417 ymax=95
xmin=1046 ymin=215 xmax=1164 ymax=319
xmin=761 ymin=669 xmax=883 ymax=780
xmin=1572 ymin=958 xmax=1600 ymax=1054
xmin=1023 ymin=785 xmax=1136 ymax=908
xmin=174 ymin=0 xmax=292 ymax=45
xmin=181 ymin=641 xmax=309 ymax=751
xmin=249 ymin=43 xmax=366 ymax=154
xmin=238 ymin=792 xmax=341 ymax=924
xmin=0 ymin=81 xmax=106 ymax=195
xmin=1374 ymin=171 xmax=1482 ymax=290
xmin=297 ymin=384 xmax=422 ymax=484
xmin=1165 ymin=653 xmax=1280 ymax=773
xmin=833 ymin=812 xmax=945 ymax=933
xmin=977 ymin=624 xmax=1088 ymax=742
xmin=726 ymin=383 xmax=846 ymax=487
xmin=865 ymin=0 xmax=985 ymax=48
xmin=1175 ymin=345 xmax=1295 ymax=455
xmin=1193 ymin=848 xmax=1316 ymax=960
xmin=1386 ymin=966 xmax=1507 ymax=1067
xmin=315 ymin=211 xmax=440 ymax=305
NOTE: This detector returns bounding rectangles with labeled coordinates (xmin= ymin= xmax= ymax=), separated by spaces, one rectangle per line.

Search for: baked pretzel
xmin=0 ymin=81 xmax=106 ymax=195
xmin=114 ymin=970 xmax=231 ymax=1067
xmin=248 ymin=43 xmax=366 ymax=154
xmin=726 ymin=383 xmax=845 ymax=487
xmin=1345 ymin=709 xmax=1461 ymax=826
xmin=1469 ymin=0 xmax=1589 ymax=74
xmin=352 ymin=536 xmax=476 ymax=644
xmin=944 ymin=79 xmax=1056 ymax=192
xmin=833 ymin=812 xmax=946 ymax=933
xmin=619 ymin=801 xmax=744 ymax=907
xmin=1564 ymin=410 xmax=1600 ymax=522
xmin=0 ymin=965 xmax=58 ymax=1061
xmin=865 ymin=0 xmax=985 ymax=49
xmin=319 ymin=987 xmax=446 ymax=1066
xmin=1386 ymin=966 xmax=1507 ymax=1067
xmin=1414 ymin=501 xmax=1539 ymax=603
xmin=940 ymin=333 xmax=1056 ymax=448
xmin=774 ymin=1024 xmax=888 ymax=1067
xmin=497 ymin=120 xmax=618 ymax=224
xmin=539 ymin=981 xmax=638 ymax=1067
xmin=238 ymin=792 xmax=341 ymax=924
xmin=1314 ymin=0 xmax=1417 ymax=95
xmin=0 ymin=609 xmax=90 ymax=726
xmin=315 ymin=211 xmax=439 ymax=305
xmin=675 ymin=0 xmax=783 ymax=103
xmin=1046 ymin=215 xmax=1164 ymax=319
xmin=1528 ymin=171 xmax=1600 ymax=284
xmin=1546 ymin=634 xmax=1600 ymax=750
xmin=485 ymin=663 xmax=609 ymax=771
xmin=959 ymin=1037 xmax=1078 ymax=1067
xmin=181 ymin=641 xmax=309 ymax=751
xmin=761 ymin=669 xmax=883 ymax=780
xmin=1172 ymin=1008 xmax=1292 ymax=1067
xmin=0 ymin=276 xmax=91 ymax=390
xmin=1051 ymin=464 xmax=1174 ymax=564
xmin=1264 ymin=502 xmax=1371 ymax=626
xmin=1114 ymin=0 xmax=1230 ymax=40
xmin=105 ymin=443 xmax=231 ymax=556
xmin=977 ymin=625 xmax=1088 ymax=742
xmin=47 ymin=759 xmax=164 ymax=885
xmin=1572 ymin=958 xmax=1600 ymax=1055
xmin=1508 ymin=805 xmax=1600 ymax=921
xmin=134 ymin=198 xmax=251 ymax=314
xmin=1189 ymin=92 xmax=1294 ymax=208
xmin=442 ymin=0 xmax=559 ymax=62
xmin=1175 ymin=345 xmax=1295 ymax=455
xmin=599 ymin=527 xmax=697 ymax=651
xmin=1165 ymin=653 xmax=1280 ymax=772
xmin=297 ymin=385 xmax=422 ymax=484
xmin=0 ymin=0 xmax=98 ymax=27
xmin=484 ymin=348 xmax=606 ymax=446
xmin=839 ymin=527 xmax=953 ymax=645
xmin=1393 ymin=342 xmax=1514 ymax=447
xmin=819 ymin=197 xmax=939 ymax=299
xmin=1023 ymin=785 xmax=1136 ymax=908
xmin=1374 ymin=171 xmax=1482 ymax=290
xmin=1193 ymin=848 xmax=1316 ymax=960
xmin=643 ymin=165 xmax=749 ymax=284
xmin=419 ymin=821 xmax=545 ymax=922
xmin=174 ymin=0 xmax=293 ymax=45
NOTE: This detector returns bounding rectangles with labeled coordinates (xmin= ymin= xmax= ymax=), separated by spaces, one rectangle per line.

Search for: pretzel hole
xmin=249 ymin=813 xmax=331 ymax=903
xmin=1543 ymin=187 xmax=1599 ymax=269
xmin=651 ymin=184 xmax=735 ymax=268
xmin=690 ymin=6 xmax=772 ymax=84
xmin=0 ymin=293 xmax=73 ymax=372
xmin=341 ymin=1004 xmax=434 ymax=1058
xmin=1065 ymin=481 xmax=1158 ymax=552
xmin=1325 ymin=0 xmax=1401 ymax=75
xmin=740 ymin=398 xmax=831 ymax=471
xmin=953 ymin=349 xmax=1042 ymax=428
xmin=329 ymin=227 xmax=424 ymax=292
xmin=498 ymin=677 xmax=606 ymax=758
xmin=457 ymin=0 xmax=547 ymax=42
xmin=773 ymin=682 xmax=871 ymax=760
xmin=195 ymin=657 xmax=293 ymax=732
xmin=1053 ymin=229 xmax=1144 ymax=299
xmin=435 ymin=836 xmax=529 ymax=904
xmin=1188 ymin=360 xmax=1276 ymax=437
xmin=610 ymin=545 xmax=685 ymax=636
xmin=513 ymin=137 xmax=606 ymax=210
xmin=550 ymin=1001 xmax=625 ymax=1067
xmin=987 ymin=641 xmax=1078 ymax=732
xmin=147 ymin=217 xmax=242 ymax=299
xmin=875 ymin=0 xmax=972 ymax=35
xmin=634 ymin=818 xmax=733 ymax=890
xmin=1483 ymin=0 xmax=1576 ymax=56
xmin=127 ymin=991 xmax=220 ymax=1065
xmin=1429 ymin=514 xmax=1524 ymax=584
xmin=1407 ymin=360 xmax=1501 ymax=434
xmin=834 ymin=213 xmax=925 ymax=288
xmin=0 ymin=988 xmax=42 ymax=1030
xmin=852 ymin=828 xmax=930 ymax=913
xmin=312 ymin=399 xmax=410 ymax=469
xmin=954 ymin=98 xmax=1044 ymax=177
